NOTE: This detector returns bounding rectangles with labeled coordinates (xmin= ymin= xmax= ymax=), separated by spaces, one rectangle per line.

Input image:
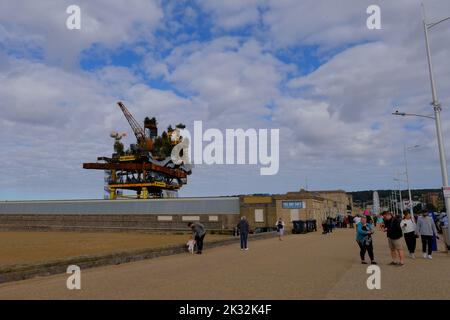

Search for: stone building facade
xmin=239 ymin=189 xmax=353 ymax=231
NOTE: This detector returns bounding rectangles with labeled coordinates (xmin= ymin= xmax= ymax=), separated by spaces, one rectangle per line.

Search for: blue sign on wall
xmin=282 ymin=201 xmax=305 ymax=209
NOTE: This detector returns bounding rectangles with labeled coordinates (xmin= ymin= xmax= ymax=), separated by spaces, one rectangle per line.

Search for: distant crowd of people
xmin=184 ymin=209 xmax=447 ymax=261
xmin=354 ymin=210 xmax=446 ymax=266
xmin=321 ymin=214 xmax=366 ymax=233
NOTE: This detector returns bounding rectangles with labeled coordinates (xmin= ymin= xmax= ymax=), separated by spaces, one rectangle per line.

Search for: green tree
xmin=426 ymin=203 xmax=437 ymax=212
xmin=413 ymin=204 xmax=423 ymax=214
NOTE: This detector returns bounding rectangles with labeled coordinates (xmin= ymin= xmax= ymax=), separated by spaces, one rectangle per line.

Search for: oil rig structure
xmin=83 ymin=102 xmax=191 ymax=199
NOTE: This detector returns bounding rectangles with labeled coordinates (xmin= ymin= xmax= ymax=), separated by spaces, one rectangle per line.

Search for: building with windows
xmin=421 ymin=192 xmax=444 ymax=211
xmin=240 ymin=189 xmax=353 ymax=231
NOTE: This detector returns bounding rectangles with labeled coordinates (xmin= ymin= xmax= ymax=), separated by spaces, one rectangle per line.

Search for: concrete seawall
xmin=0 ymin=213 xmax=240 ymax=232
xmin=0 ymin=198 xmax=241 ymax=231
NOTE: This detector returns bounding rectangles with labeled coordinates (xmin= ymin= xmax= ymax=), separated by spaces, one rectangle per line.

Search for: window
xmin=209 ymin=215 xmax=219 ymax=221
xmin=254 ymin=209 xmax=264 ymax=222
xmin=290 ymin=209 xmax=299 ymax=221
xmin=182 ymin=216 xmax=200 ymax=221
xmin=157 ymin=216 xmax=172 ymax=221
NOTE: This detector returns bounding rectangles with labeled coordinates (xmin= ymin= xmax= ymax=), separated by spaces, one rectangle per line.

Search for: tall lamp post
xmin=404 ymin=145 xmax=420 ymax=222
xmin=422 ymin=3 xmax=450 ymax=215
xmin=393 ymin=4 xmax=450 ymax=217
xmin=394 ymin=178 xmax=404 ymax=214
xmin=392 ymin=189 xmax=398 ymax=215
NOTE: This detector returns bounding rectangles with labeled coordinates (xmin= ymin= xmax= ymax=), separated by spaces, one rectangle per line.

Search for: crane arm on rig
xmin=117 ymin=101 xmax=146 ymax=144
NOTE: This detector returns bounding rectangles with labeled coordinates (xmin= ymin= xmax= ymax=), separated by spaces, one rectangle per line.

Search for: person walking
xmin=322 ymin=219 xmax=328 ymax=234
xmin=187 ymin=221 xmax=206 ymax=254
xmin=401 ymin=211 xmax=417 ymax=259
xmin=276 ymin=218 xmax=285 ymax=241
xmin=416 ymin=211 xmax=438 ymax=259
xmin=348 ymin=215 xmax=354 ymax=228
xmin=376 ymin=215 xmax=384 ymax=231
xmin=237 ymin=216 xmax=250 ymax=250
xmin=355 ymin=216 xmax=377 ymax=265
xmin=382 ymin=211 xmax=405 ymax=266
xmin=327 ymin=217 xmax=333 ymax=233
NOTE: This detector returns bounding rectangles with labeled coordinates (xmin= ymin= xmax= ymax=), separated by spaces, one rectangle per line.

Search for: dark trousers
xmin=195 ymin=234 xmax=205 ymax=253
xmin=404 ymin=231 xmax=416 ymax=254
xmin=421 ymin=235 xmax=433 ymax=255
xmin=240 ymin=232 xmax=248 ymax=249
xmin=357 ymin=240 xmax=374 ymax=261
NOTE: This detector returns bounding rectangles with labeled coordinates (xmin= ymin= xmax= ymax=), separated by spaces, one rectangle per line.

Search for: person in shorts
xmin=382 ymin=211 xmax=405 ymax=266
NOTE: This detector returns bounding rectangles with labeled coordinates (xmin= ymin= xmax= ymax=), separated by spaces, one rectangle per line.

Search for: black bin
xmin=292 ymin=220 xmax=307 ymax=234
xmin=306 ymin=219 xmax=317 ymax=232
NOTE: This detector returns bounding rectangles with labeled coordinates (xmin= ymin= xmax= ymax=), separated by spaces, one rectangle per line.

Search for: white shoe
xmin=423 ymin=253 xmax=427 ymax=259
xmin=411 ymin=253 xmax=415 ymax=259
xmin=241 ymin=248 xmax=244 ymax=251
xmin=245 ymin=248 xmax=249 ymax=251
xmin=427 ymin=255 xmax=432 ymax=260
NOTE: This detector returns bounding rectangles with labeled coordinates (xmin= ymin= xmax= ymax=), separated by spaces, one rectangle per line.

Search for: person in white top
xmin=401 ymin=211 xmax=416 ymax=259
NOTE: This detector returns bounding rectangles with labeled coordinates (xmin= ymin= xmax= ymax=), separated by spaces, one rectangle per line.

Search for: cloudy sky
xmin=1 ymin=0 xmax=450 ymax=200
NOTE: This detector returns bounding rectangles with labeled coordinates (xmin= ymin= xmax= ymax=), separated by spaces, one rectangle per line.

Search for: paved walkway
xmin=0 ymin=229 xmax=448 ymax=299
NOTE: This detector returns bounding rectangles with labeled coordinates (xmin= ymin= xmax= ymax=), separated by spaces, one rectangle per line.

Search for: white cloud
xmin=0 ymin=56 xmax=190 ymax=199
xmin=2 ymin=0 xmax=450 ymax=199
xmin=0 ymin=0 xmax=163 ymax=65
xmin=197 ymin=0 xmax=265 ymax=30
xmin=163 ymin=37 xmax=289 ymax=126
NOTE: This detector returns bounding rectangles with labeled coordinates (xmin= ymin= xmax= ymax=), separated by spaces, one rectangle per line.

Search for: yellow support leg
xmin=142 ymin=187 xmax=148 ymax=199
xmin=109 ymin=188 xmax=116 ymax=200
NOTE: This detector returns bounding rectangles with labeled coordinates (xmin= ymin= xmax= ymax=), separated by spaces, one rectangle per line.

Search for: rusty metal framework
xmin=83 ymin=102 xmax=191 ymax=199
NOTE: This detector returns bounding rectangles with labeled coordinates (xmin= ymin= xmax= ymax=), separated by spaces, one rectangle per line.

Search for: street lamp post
xmin=393 ymin=189 xmax=398 ymax=215
xmin=392 ymin=111 xmax=435 ymax=120
xmin=392 ymin=191 xmax=396 ymax=215
xmin=389 ymin=192 xmax=392 ymax=213
xmin=404 ymin=145 xmax=420 ymax=222
xmin=393 ymin=4 xmax=450 ymax=216
xmin=388 ymin=193 xmax=391 ymax=213
xmin=394 ymin=178 xmax=404 ymax=215
xmin=393 ymin=192 xmax=396 ymax=214
xmin=391 ymin=193 xmax=395 ymax=213
xmin=422 ymin=4 xmax=450 ymax=216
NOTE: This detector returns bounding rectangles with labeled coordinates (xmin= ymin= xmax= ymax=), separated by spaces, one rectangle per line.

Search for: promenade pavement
xmin=0 ymin=228 xmax=448 ymax=299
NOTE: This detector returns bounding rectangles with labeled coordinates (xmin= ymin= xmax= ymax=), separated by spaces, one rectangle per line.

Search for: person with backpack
xmin=355 ymin=216 xmax=377 ymax=265
xmin=382 ymin=211 xmax=405 ymax=266
xmin=276 ymin=218 xmax=285 ymax=241
xmin=237 ymin=216 xmax=250 ymax=250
